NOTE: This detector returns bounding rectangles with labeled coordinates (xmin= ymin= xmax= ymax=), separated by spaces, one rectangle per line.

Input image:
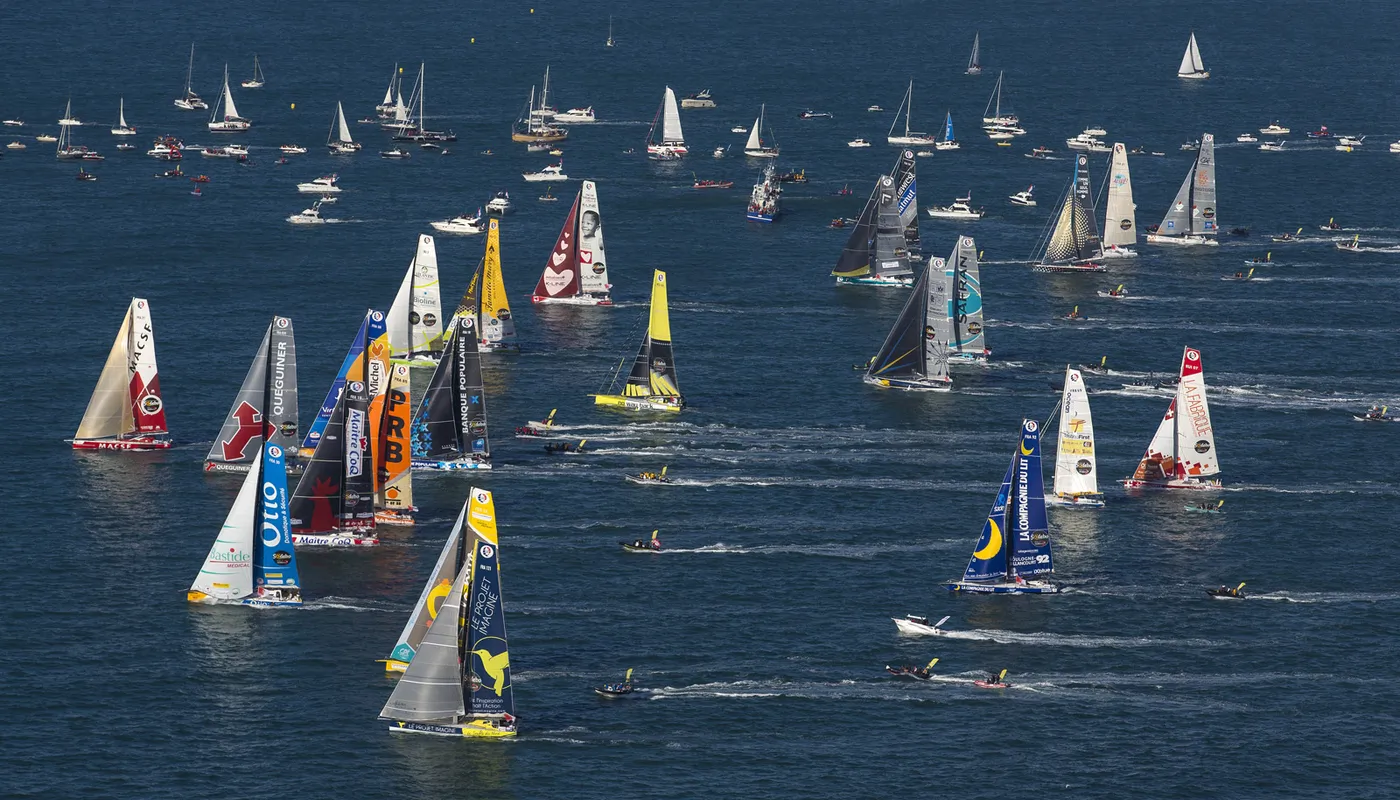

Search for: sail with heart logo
xmin=205 ymin=316 xmax=299 ymax=472
xmin=382 ymin=500 xmax=467 ymax=672
xmin=1034 ymin=153 xmax=1105 ymax=272
xmin=381 ymin=487 xmax=517 ymax=738
xmin=188 ymin=439 xmax=303 ymax=607
xmin=72 ymin=298 xmax=172 ymax=450
xmin=863 ymin=255 xmax=952 ymax=391
xmin=373 ymin=363 xmax=415 ymax=524
xmin=299 ymin=311 xmax=385 ymax=457
xmin=386 ymin=235 xmax=445 ymax=367
xmin=945 ymin=236 xmax=988 ymax=363
xmin=531 ymin=180 xmax=614 ymax=305
xmin=1123 ymin=346 xmax=1221 ymax=489
xmin=411 ymin=315 xmax=491 ymax=470
xmin=1050 ymin=366 xmax=1103 ymax=507
xmin=592 ymin=270 xmax=684 ymax=412
xmin=289 ymin=309 xmax=383 ymax=545
xmin=944 ymin=419 xmax=1059 ymax=594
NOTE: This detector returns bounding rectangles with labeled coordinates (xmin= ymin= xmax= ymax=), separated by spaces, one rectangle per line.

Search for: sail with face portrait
xmin=531 ymin=180 xmax=613 ymax=306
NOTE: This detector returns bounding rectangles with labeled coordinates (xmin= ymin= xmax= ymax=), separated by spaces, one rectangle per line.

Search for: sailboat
xmin=241 ymin=54 xmax=266 ymax=88
xmin=55 ymin=100 xmax=93 ymax=159
xmin=410 ymin=316 xmax=492 ymax=471
xmin=110 ymin=98 xmax=136 ymax=135
xmin=833 ymin=175 xmax=912 ymax=286
xmin=451 ymin=219 xmax=518 ymax=352
xmin=966 ymin=33 xmax=983 ymax=75
xmin=606 ymin=15 xmax=615 ymax=47
xmin=1122 ymin=347 xmax=1222 ymax=490
xmin=1049 ymin=367 xmax=1103 ymax=507
xmin=935 ymin=112 xmax=959 ymax=151
xmin=289 ymin=309 xmax=388 ymax=545
xmin=376 ymin=64 xmax=400 ymax=116
xmin=945 ymin=419 xmax=1059 ymax=593
xmin=531 ymin=66 xmax=558 ymax=121
xmin=981 ymin=71 xmax=1019 ymax=126
xmin=204 ymin=316 xmax=299 ymax=473
xmin=299 ymin=311 xmax=384 ymax=458
xmin=1033 ymin=154 xmax=1105 ymax=272
xmin=188 ymin=440 xmax=302 ymax=607
xmin=174 ymin=43 xmax=208 ymax=110
xmin=382 ymin=499 xmax=470 ymax=672
xmin=1101 ymin=143 xmax=1137 ymax=257
xmin=511 ymin=85 xmax=567 ymax=144
xmin=886 ymin=80 xmax=936 ymax=146
xmin=1146 ymin=133 xmax=1219 ymax=246
xmin=743 ymin=104 xmax=779 ymax=157
xmin=373 ymin=363 xmax=415 ymax=524
xmin=945 ymin=236 xmax=989 ymax=363
xmin=592 ymin=270 xmax=684 ymax=412
xmin=208 ymin=65 xmax=251 ymax=132
xmin=531 ymin=180 xmax=614 ymax=305
xmin=645 ymin=87 xmax=687 ymax=157
xmin=72 ymin=298 xmax=171 ymax=450
xmin=386 ymin=235 xmax=445 ymax=367
xmin=380 ymin=487 xmax=516 ymax=738
xmin=863 ymin=253 xmax=952 ymax=392
xmin=327 ymin=101 xmax=359 ymax=153
xmin=1177 ymin=32 xmax=1209 ymax=79
xmin=391 ymin=64 xmax=456 ymax=142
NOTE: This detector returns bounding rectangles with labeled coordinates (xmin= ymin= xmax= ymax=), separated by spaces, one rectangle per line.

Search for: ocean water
xmin=4 ymin=1 xmax=1399 ymax=797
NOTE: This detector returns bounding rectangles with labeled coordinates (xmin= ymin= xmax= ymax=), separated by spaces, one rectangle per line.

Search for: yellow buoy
xmin=289 ymin=103 xmax=295 ymax=110
xmin=470 ymin=37 xmax=475 ymax=43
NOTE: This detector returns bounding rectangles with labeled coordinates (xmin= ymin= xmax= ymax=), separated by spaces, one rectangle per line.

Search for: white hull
xmin=1120 ymin=477 xmax=1222 ymax=490
xmin=945 ymin=579 xmax=1060 ymax=594
xmin=887 ymin=136 xmax=937 ymax=146
xmin=935 ymin=141 xmax=960 ymax=151
xmin=523 ymin=173 xmax=569 ymax=182
xmin=847 ymin=141 xmax=871 ymax=148
xmin=111 ymin=127 xmax=136 ymax=136
xmin=297 ymin=183 xmax=341 ymax=193
xmin=190 ymin=595 xmax=302 ymax=608
xmin=1178 ymin=71 xmax=1210 ymax=80
xmin=292 ymin=532 xmax=380 ymax=546
xmin=208 ymin=121 xmax=251 ymax=133
xmin=1145 ymin=233 xmax=1217 ymax=247
xmin=1101 ymin=245 xmax=1138 ymax=258
xmin=1047 ymin=493 xmax=1105 ymax=509
xmin=287 ymin=215 xmax=325 ymax=225
xmin=743 ymin=149 xmax=779 ymax=158
xmin=892 ymin=618 xmax=947 ymax=636
xmin=532 ymin=294 xmax=612 ymax=306
xmin=430 ymin=220 xmax=486 ymax=235
xmin=927 ymin=210 xmax=983 ymax=220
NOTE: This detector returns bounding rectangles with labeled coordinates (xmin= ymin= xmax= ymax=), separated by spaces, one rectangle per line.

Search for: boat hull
xmin=746 ymin=211 xmax=778 ymax=223
xmin=391 ymin=354 xmax=441 ymax=368
xmin=948 ymin=352 xmax=989 ymax=365
xmin=292 ymin=532 xmax=380 ymax=547
xmin=1101 ymin=246 xmax=1138 ymax=258
xmin=1145 ymin=233 xmax=1218 ymax=247
xmin=593 ymin=394 xmax=683 ymax=413
xmin=187 ymin=590 xmax=302 ymax=607
xmin=531 ymin=294 xmax=613 ymax=306
xmin=834 ymin=275 xmax=913 ymax=287
xmin=1033 ymin=263 xmax=1106 ymax=273
xmin=385 ymin=719 xmax=517 ymax=738
xmin=72 ymin=436 xmax=172 ymax=451
xmin=1178 ymin=71 xmax=1210 ymax=80
xmin=863 ymin=374 xmax=952 ymax=392
xmin=375 ymin=510 xmax=416 ymax=526
xmin=412 ymin=458 xmax=493 ymax=471
xmin=944 ymin=580 xmax=1060 ymax=594
xmin=1047 ymin=493 xmax=1105 ymax=509
xmin=429 ymin=221 xmax=485 ymax=235
xmin=887 ymin=136 xmax=938 ymax=146
xmin=1120 ymin=477 xmax=1222 ymax=490
xmin=623 ymin=476 xmax=673 ymax=486
xmin=621 ymin=543 xmax=661 ymax=553
xmin=892 ymin=618 xmax=947 ymax=636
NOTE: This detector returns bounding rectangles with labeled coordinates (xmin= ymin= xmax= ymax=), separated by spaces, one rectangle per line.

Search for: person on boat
xmin=1366 ymin=405 xmax=1386 ymax=420
xmin=650 ymin=536 xmax=661 ymax=551
xmin=1067 ymin=307 xmax=1082 ymax=320
xmin=632 ymin=539 xmax=646 ymax=548
xmin=1234 ymin=271 xmax=1244 ymax=278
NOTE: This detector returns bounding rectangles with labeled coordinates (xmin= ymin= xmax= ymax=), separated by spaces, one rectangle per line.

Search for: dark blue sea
xmin=4 ymin=1 xmax=1399 ymax=797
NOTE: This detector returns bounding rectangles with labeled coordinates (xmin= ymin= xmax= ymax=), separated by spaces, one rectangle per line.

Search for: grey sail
xmin=830 ymin=188 xmax=878 ymax=278
xmin=949 ymin=237 xmax=986 ymax=359
xmin=1156 ymin=166 xmax=1194 ymax=237
xmin=1042 ymin=154 xmax=1103 ymax=264
xmin=379 ymin=561 xmax=470 ymax=722
xmin=891 ymin=149 xmax=919 ymax=246
xmin=1192 ymin=134 xmax=1218 ymax=235
xmin=206 ymin=317 xmax=299 ymax=468
xmin=872 ymin=176 xmax=913 ymax=280
xmin=866 ymin=262 xmax=930 ymax=381
xmin=923 ymin=255 xmax=953 ymax=383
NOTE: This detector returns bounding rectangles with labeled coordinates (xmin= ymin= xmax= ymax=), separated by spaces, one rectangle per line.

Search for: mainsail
xmin=967 ymin=33 xmax=981 ymax=73
xmin=1053 ymin=367 xmax=1099 ymax=501
xmin=533 ymin=192 xmax=582 ymax=300
xmin=660 ymin=87 xmax=684 ymax=145
xmin=411 ymin=315 xmax=490 ymax=468
xmin=532 ymin=180 xmax=611 ymax=304
xmin=206 ymin=316 xmax=299 ymax=471
xmin=1103 ymin=143 xmax=1137 ymax=248
xmin=1178 ymin=32 xmax=1207 ymax=77
xmin=74 ymin=298 xmax=169 ymax=446
xmin=946 ymin=237 xmax=987 ymax=361
xmin=385 ymin=500 xmax=468 ymax=670
xmin=1154 ymin=134 xmax=1218 ymax=240
xmin=373 ymin=363 xmax=414 ymax=520
xmin=864 ymin=255 xmax=951 ymax=389
xmin=956 ymin=420 xmax=1053 ymax=586
xmin=1129 ymin=347 xmax=1220 ymax=485
xmin=871 ymin=176 xmax=913 ymax=279
xmin=300 ymin=313 xmax=380 ymax=456
xmin=386 ymin=235 xmax=445 ymax=364
xmin=1038 ymin=154 xmax=1103 ymax=267
xmin=578 ymin=180 xmax=610 ymax=298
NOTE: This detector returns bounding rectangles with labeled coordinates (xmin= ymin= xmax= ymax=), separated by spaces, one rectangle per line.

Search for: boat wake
xmin=659 ymin=541 xmax=960 ymax=559
xmin=1250 ymin=590 xmax=1400 ymax=604
xmin=303 ymin=596 xmax=407 ymax=613
xmin=937 ymin=629 xmax=1223 ymax=648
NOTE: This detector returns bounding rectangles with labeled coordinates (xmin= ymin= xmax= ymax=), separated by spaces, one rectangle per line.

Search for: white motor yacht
xmin=553 ymin=106 xmax=596 ymax=123
xmin=297 ymin=174 xmax=341 ymax=193
xmin=1236 ymin=133 xmax=1257 ymax=143
xmin=1259 ymin=121 xmax=1290 ymax=135
xmin=1259 ymin=141 xmax=1285 ymax=152
xmin=523 ymin=161 xmax=569 ymax=182
xmin=927 ymin=194 xmax=985 ymax=220
xmin=431 ymin=210 xmax=487 ymax=235
xmin=287 ymin=200 xmax=326 ymax=224
xmin=280 ymin=144 xmax=308 ymax=155
xmin=2 ymin=119 xmax=23 ymax=127
xmin=1008 ymin=186 xmax=1036 ymax=207
xmin=847 ymin=137 xmax=871 ymax=148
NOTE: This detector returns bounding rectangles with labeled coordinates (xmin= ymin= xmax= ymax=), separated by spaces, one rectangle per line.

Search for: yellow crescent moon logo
xmin=1020 ymin=439 xmax=1035 ymax=456
xmin=972 ymin=518 xmax=1003 ymax=560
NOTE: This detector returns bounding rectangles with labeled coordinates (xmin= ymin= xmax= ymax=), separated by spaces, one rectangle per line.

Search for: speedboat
xmin=34 ymin=134 xmax=57 ymax=143
xmin=380 ymin=147 xmax=411 ymax=158
xmin=1336 ymin=135 xmax=1364 ymax=150
xmin=891 ymin=614 xmax=950 ymax=636
xmin=619 ymin=536 xmax=661 ymax=553
xmin=279 ymin=144 xmax=307 ymax=154
xmin=693 ymin=178 xmax=733 ymax=189
xmin=538 ymin=187 xmax=558 ymax=202
xmin=1024 ymin=146 xmax=1053 ymax=159
xmin=1062 ymin=306 xmax=1088 ymax=321
xmin=1008 ymin=186 xmax=1036 ymax=206
xmin=1181 ymin=139 xmax=1200 ymax=151
xmin=486 ymin=191 xmax=513 ymax=215
xmin=1271 ymin=227 xmax=1303 ymax=242
xmin=430 ymin=210 xmax=487 ymax=235
xmin=1 ymin=119 xmax=22 ymax=126
xmin=680 ymin=89 xmax=715 ymax=109
xmin=1319 ymin=218 xmax=1342 ymax=232
xmin=6 ymin=141 xmax=25 ymax=150
xmin=523 ymin=161 xmax=568 ymax=182
xmin=543 ymin=440 xmax=582 ymax=453
xmin=730 ymin=125 xmax=748 ymax=134
xmin=155 ymin=166 xmax=184 ymax=178
xmin=552 ymin=106 xmax=596 ymax=123
xmin=1097 ymin=284 xmax=1129 ymax=299
xmin=1259 ymin=121 xmax=1290 ymax=135
xmin=1391 ymin=141 xmax=1400 ymax=153
xmin=147 ymin=143 xmax=181 ymax=160
xmin=1336 ymin=235 xmax=1362 ymax=252
xmin=1258 ymin=141 xmax=1284 ymax=151
xmin=916 ymin=149 xmax=934 ymax=157
xmin=799 ymin=110 xmax=833 ymax=119
xmin=190 ymin=174 xmax=210 ymax=183
xmin=1307 ymin=126 xmax=1331 ymax=138
xmin=974 ymin=670 xmax=1011 ymax=688
xmin=927 ymin=194 xmax=984 ymax=220
xmin=1206 ymin=582 xmax=1246 ymax=600
xmin=1102 ymin=244 xmax=1137 ymax=258
xmin=847 ymin=137 xmax=871 ymax=148
xmin=867 ymin=105 xmax=883 ymax=112
xmin=1235 ymin=133 xmax=1258 ymax=143
xmin=1223 ymin=268 xmax=1257 ymax=282
xmin=316 ymin=195 xmax=336 ymax=204
xmin=297 ymin=174 xmax=341 ymax=193
xmin=58 ymin=114 xmax=82 ymax=127
xmin=1354 ymin=406 xmax=1394 ymax=422
xmin=1081 ymin=357 xmax=1109 ymax=375
xmin=287 ymin=200 xmax=326 ymax=224
xmin=548 ymin=147 xmax=564 ymax=156
xmin=1065 ymin=132 xmax=1109 ymax=152
xmin=116 ymin=142 xmax=135 ymax=151
xmin=885 ymin=664 xmax=936 ymax=681
xmin=624 ymin=468 xmax=673 ymax=486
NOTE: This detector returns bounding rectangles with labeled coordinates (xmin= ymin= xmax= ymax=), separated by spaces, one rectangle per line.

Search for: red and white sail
xmin=73 ymin=298 xmax=170 ymax=449
xmin=1174 ymin=347 xmax=1218 ymax=478
xmin=532 ymin=193 xmax=582 ymax=301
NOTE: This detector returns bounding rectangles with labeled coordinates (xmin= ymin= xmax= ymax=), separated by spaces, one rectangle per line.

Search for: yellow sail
xmin=478 ymin=219 xmax=518 ymax=349
xmin=593 ymin=270 xmax=683 ymax=412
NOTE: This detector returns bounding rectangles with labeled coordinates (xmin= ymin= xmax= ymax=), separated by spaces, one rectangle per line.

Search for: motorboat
xmin=986 ymin=129 xmax=1014 ymax=141
xmin=1354 ymin=405 xmax=1394 ymax=423
xmin=189 ymin=174 xmax=210 ymax=183
xmin=1259 ymin=121 xmax=1290 ymax=135
xmin=380 ymin=147 xmax=411 ymax=158
xmin=927 ymin=194 xmax=984 ymax=220
xmin=891 ymin=614 xmax=950 ymax=636
xmin=553 ymin=106 xmax=596 ymax=123
xmin=296 ymin=174 xmax=341 ymax=193
xmin=280 ymin=144 xmax=307 ymax=155
xmin=693 ymin=178 xmax=733 ymax=189
xmin=538 ymin=187 xmax=559 ymax=202
xmin=486 ymin=191 xmax=513 ymax=215
xmin=1206 ymin=582 xmax=1246 ymax=600
xmin=1008 ymin=186 xmax=1036 ymax=206
xmin=1336 ymin=235 xmax=1362 ymax=252
xmin=116 ymin=142 xmax=135 ymax=151
xmin=867 ymin=105 xmax=883 ymax=112
xmin=523 ymin=161 xmax=568 ymax=182
xmin=6 ymin=141 xmax=26 ymax=150
xmin=316 ymin=195 xmax=336 ymax=204
xmin=847 ymin=137 xmax=871 ymax=148
xmin=200 ymin=145 xmax=243 ymax=158
xmin=680 ymin=89 xmax=715 ymax=109
xmin=1320 ymin=218 xmax=1342 ymax=232
xmin=1065 ymin=132 xmax=1109 ymax=152
xmin=287 ymin=200 xmax=327 ymax=224
xmin=916 ymin=150 xmax=934 ymax=157
xmin=1097 ymin=284 xmax=1129 ymax=299
xmin=146 ymin=142 xmax=182 ymax=160
xmin=35 ymin=134 xmax=57 ymax=143
xmin=799 ymin=110 xmax=833 ymax=119
xmin=712 ymin=145 xmax=726 ymax=158
xmin=155 ymin=166 xmax=184 ymax=178
xmin=730 ymin=125 xmax=748 ymax=134
xmin=1025 ymin=145 xmax=1053 ymax=159
xmin=1258 ymin=141 xmax=1284 ymax=151
xmin=76 ymin=167 xmax=97 ymax=181
xmin=1235 ymin=133 xmax=1257 ymax=143
xmin=1307 ymin=126 xmax=1331 ymax=138
xmin=58 ymin=114 xmax=82 ymax=127
xmin=1 ymin=119 xmax=22 ymax=126
xmin=430 ymin=210 xmax=487 ymax=235
xmin=1181 ymin=139 xmax=1200 ymax=151
xmin=1391 ymin=141 xmax=1400 ymax=154
xmin=1336 ymin=134 xmax=1364 ymax=148
xmin=1082 ymin=126 xmax=1107 ymax=136
xmin=1271 ymin=227 xmax=1303 ymax=242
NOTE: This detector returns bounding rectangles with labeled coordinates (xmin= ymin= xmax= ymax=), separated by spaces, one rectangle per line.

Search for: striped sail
xmin=1043 ymin=154 xmax=1103 ymax=264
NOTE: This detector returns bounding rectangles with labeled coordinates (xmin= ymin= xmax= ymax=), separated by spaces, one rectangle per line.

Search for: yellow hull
xmin=592 ymin=394 xmax=683 ymax=413
xmin=386 ymin=719 xmax=518 ymax=738
xmin=381 ymin=658 xmax=409 ymax=674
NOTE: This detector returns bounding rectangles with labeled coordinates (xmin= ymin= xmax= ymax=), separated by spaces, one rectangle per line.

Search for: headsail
xmin=865 ymin=256 xmax=950 ymax=387
xmin=947 ymin=237 xmax=986 ymax=360
xmin=190 ymin=440 xmax=299 ymax=603
xmin=1053 ymin=367 xmax=1098 ymax=499
xmin=386 ymin=235 xmax=445 ymax=362
xmin=76 ymin=298 xmax=168 ymax=442
xmin=1041 ymin=154 xmax=1103 ymax=265
xmin=206 ymin=316 xmax=299 ymax=470
xmin=380 ymin=553 xmax=472 ymax=722
xmin=963 ymin=450 xmax=1014 ymax=582
xmin=410 ymin=316 xmax=490 ymax=466
xmin=1155 ymin=134 xmax=1217 ymax=238
xmin=301 ymin=312 xmax=383 ymax=456
xmin=830 ymin=187 xmax=878 ymax=278
xmin=745 ymin=114 xmax=762 ymax=152
xmin=334 ymin=101 xmax=353 ymax=144
xmin=1178 ymin=32 xmax=1206 ymax=76
xmin=1103 ymin=143 xmax=1136 ymax=247
xmin=386 ymin=500 xmax=468 ymax=667
xmin=967 ymin=32 xmax=981 ymax=73
xmin=191 ymin=449 xmax=259 ymax=600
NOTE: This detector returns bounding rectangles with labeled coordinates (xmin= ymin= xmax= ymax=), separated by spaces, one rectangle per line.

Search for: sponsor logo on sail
xmin=966 ymin=321 xmax=982 ymax=335
xmin=273 ymin=550 xmax=292 ymax=565
xmin=345 ymin=407 xmax=366 ymax=477
xmin=1194 ymin=440 xmax=1211 ymax=454
xmin=1030 ymin=530 xmax=1050 ymax=547
xmin=1076 ymin=459 xmax=1093 ymax=475
xmin=140 ymin=394 xmax=163 ymax=415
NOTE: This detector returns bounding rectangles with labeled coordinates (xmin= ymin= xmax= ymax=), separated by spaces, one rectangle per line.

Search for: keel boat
xmin=945 ymin=236 xmax=989 ymax=363
xmin=72 ymin=298 xmax=171 ymax=450
xmin=1101 ymin=143 xmax=1138 ymax=257
xmin=592 ymin=270 xmax=684 ymax=412
xmin=832 ymin=166 xmax=914 ymax=286
xmin=381 ymin=498 xmax=469 ymax=672
xmin=886 ymin=80 xmax=937 ymax=146
xmin=532 ymin=180 xmax=614 ymax=305
xmin=1122 ymin=346 xmax=1222 ymax=490
xmin=451 ymin=219 xmax=518 ymax=351
xmin=1033 ymin=154 xmax=1105 ymax=272
xmin=204 ymin=316 xmax=299 ymax=473
xmin=1146 ymin=134 xmax=1218 ymax=246
xmin=1178 ymin=32 xmax=1209 ymax=79
xmin=863 ymin=253 xmax=953 ymax=392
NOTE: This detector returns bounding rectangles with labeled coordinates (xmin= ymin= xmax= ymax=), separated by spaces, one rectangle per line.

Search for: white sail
xmin=382 ymin=66 xmax=396 ymax=106
xmin=578 ymin=180 xmax=610 ymax=295
xmin=220 ymin=67 xmax=240 ymax=119
xmin=190 ymin=449 xmax=259 ymax=600
xmin=335 ymin=101 xmax=353 ymax=143
xmin=745 ymin=114 xmax=761 ymax=151
xmin=1054 ymin=367 xmax=1098 ymax=498
xmin=661 ymin=87 xmax=684 ymax=144
xmin=118 ymin=98 xmax=128 ymax=128
xmin=1175 ymin=347 xmax=1218 ymax=477
xmin=386 ymin=235 xmax=444 ymax=358
xmin=75 ymin=303 xmax=136 ymax=440
xmin=1179 ymin=33 xmax=1206 ymax=76
xmin=1103 ymin=143 xmax=1136 ymax=247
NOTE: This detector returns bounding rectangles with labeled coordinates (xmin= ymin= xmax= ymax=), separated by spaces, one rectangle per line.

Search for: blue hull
xmin=412 ymin=458 xmax=493 ymax=471
xmin=944 ymin=580 xmax=1060 ymax=594
xmin=746 ymin=211 xmax=777 ymax=223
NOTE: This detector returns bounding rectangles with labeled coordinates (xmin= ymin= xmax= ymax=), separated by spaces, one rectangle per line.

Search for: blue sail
xmin=962 ymin=453 xmax=1015 ymax=581
xmin=948 ymin=238 xmax=985 ymax=356
xmin=300 ymin=316 xmax=369 ymax=455
xmin=944 ymin=112 xmax=954 ymax=142
xmin=254 ymin=440 xmax=300 ymax=591
xmin=465 ymin=532 xmax=514 ymax=717
xmin=1010 ymin=419 xmax=1053 ymax=577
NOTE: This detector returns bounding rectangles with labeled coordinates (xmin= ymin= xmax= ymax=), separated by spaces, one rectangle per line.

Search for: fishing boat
xmin=1032 ymin=154 xmax=1104 ymax=271
xmin=620 ymin=531 xmax=661 ymax=553
xmin=385 ymin=235 xmax=445 ymax=367
xmin=1146 ymin=134 xmax=1218 ymax=246
xmin=110 ymin=98 xmax=136 ymax=135
xmin=1122 ymin=347 xmax=1222 ymax=490
xmin=1206 ymin=582 xmax=1246 ymax=600
xmin=1259 ymin=121 xmax=1290 ymax=135
xmin=886 ymin=80 xmax=937 ymax=146
xmin=554 ymin=106 xmax=596 ymax=123
xmin=72 ymin=298 xmax=171 ymax=450
xmin=1101 ymin=143 xmax=1138 ymax=257
xmin=746 ymin=163 xmax=782 ymax=223
xmin=595 ymin=669 xmax=638 ymax=697
xmin=832 ymin=169 xmax=914 ymax=287
xmin=1048 ymin=367 xmax=1103 ymax=508
xmin=935 ymin=112 xmax=960 ymax=150
xmin=450 ymin=219 xmax=518 ymax=352
xmin=188 ymin=440 xmax=302 ymax=606
xmin=945 ymin=419 xmax=1059 ymax=593
xmin=981 ymin=71 xmax=1019 ymax=126
xmin=241 ymin=54 xmax=266 ymax=88
xmin=645 ymin=87 xmax=687 ymax=157
xmin=863 ymin=254 xmax=953 ymax=392
xmin=409 ymin=316 xmax=492 ymax=471
xmin=625 ymin=466 xmax=672 ymax=485
xmin=1009 ymin=186 xmax=1036 ymax=206
xmin=208 ymin=66 xmax=251 ymax=132
xmin=204 ymin=316 xmax=299 ymax=473
xmin=297 ymin=174 xmax=341 ymax=193
xmin=380 ymin=487 xmax=517 ymax=738
xmin=290 ymin=310 xmax=387 ymax=545
xmin=532 ymin=180 xmax=614 ymax=305
xmin=945 ymin=237 xmax=989 ymax=363
xmin=522 ymin=161 xmax=569 ymax=182
xmin=680 ymin=89 xmax=715 ymax=109
xmin=431 ymin=209 xmax=487 ymax=235
xmin=592 ymin=270 xmax=684 ymax=412
xmin=174 ymin=44 xmax=208 ymax=110
xmin=327 ymin=102 xmax=359 ymax=153
xmin=287 ymin=201 xmax=327 ymax=224
xmin=927 ymin=193 xmax=984 ymax=220
xmin=1177 ymin=32 xmax=1209 ymax=79
xmin=891 ymin=614 xmax=950 ymax=636
xmin=966 ymin=32 xmax=982 ymax=75
xmin=391 ymin=64 xmax=457 ymax=142
xmin=743 ymin=104 xmax=780 ymax=157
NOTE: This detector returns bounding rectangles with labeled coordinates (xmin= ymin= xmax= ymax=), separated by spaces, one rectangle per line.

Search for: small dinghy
xmin=1206 ymin=582 xmax=1246 ymax=600
xmin=891 ymin=614 xmax=950 ymax=636
xmin=1081 ymin=356 xmax=1109 ymax=375
xmin=1353 ymin=405 xmax=1393 ymax=422
xmin=625 ymin=466 xmax=673 ymax=485
xmin=974 ymin=669 xmax=1011 ymax=689
xmin=886 ymin=658 xmax=938 ymax=681
xmin=620 ymin=530 xmax=662 ymax=553
xmin=1097 ymin=284 xmax=1129 ymax=299
xmin=595 ymin=669 xmax=638 ymax=698
xmin=543 ymin=439 xmax=586 ymax=455
xmin=1185 ymin=500 xmax=1225 ymax=514
xmin=1223 ymin=268 xmax=1257 ymax=281
xmin=1271 ymin=227 xmax=1303 ymax=243
xmin=1062 ymin=305 xmax=1088 ymax=321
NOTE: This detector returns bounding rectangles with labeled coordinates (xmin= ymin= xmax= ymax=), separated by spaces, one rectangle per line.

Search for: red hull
xmin=72 ymin=437 xmax=172 ymax=451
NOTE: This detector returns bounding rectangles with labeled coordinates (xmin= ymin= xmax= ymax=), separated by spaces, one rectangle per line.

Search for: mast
xmin=185 ymin=43 xmax=195 ymax=96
